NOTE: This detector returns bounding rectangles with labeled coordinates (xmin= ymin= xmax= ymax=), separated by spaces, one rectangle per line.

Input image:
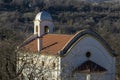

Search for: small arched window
xmin=41 ymin=77 xmax=44 ymax=80
xmin=36 ymin=25 xmax=38 ymax=33
xmin=44 ymin=26 xmax=49 ymax=33
xmin=41 ymin=61 xmax=44 ymax=66
xmin=52 ymin=62 xmax=56 ymax=68
xmin=31 ymin=59 xmax=34 ymax=64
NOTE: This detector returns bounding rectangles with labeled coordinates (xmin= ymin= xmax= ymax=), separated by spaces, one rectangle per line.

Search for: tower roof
xmin=35 ymin=11 xmax=52 ymax=21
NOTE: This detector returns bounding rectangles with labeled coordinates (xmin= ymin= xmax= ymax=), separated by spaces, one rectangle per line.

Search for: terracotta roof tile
xmin=21 ymin=34 xmax=73 ymax=55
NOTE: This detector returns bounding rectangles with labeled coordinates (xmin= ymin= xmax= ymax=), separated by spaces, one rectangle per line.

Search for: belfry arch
xmin=44 ymin=26 xmax=49 ymax=34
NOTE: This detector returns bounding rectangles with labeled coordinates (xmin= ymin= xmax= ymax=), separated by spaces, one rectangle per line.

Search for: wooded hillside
xmin=0 ymin=0 xmax=120 ymax=80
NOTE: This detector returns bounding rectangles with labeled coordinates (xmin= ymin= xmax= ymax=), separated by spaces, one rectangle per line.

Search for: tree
xmin=17 ymin=51 xmax=60 ymax=80
xmin=0 ymin=27 xmax=25 ymax=80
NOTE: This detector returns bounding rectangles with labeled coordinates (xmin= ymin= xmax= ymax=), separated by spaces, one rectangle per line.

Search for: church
xmin=18 ymin=11 xmax=116 ymax=80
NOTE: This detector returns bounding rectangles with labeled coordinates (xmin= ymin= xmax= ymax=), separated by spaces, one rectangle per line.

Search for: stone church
xmin=18 ymin=11 xmax=116 ymax=80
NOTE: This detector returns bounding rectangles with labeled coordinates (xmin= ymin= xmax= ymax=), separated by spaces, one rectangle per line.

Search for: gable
xmin=59 ymin=29 xmax=116 ymax=57
xmin=60 ymin=30 xmax=116 ymax=74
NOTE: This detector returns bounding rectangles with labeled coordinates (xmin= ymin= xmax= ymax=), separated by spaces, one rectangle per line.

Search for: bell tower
xmin=34 ymin=11 xmax=54 ymax=37
xmin=34 ymin=11 xmax=54 ymax=51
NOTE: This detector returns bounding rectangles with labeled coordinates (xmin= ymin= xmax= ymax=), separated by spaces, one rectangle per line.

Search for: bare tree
xmin=17 ymin=51 xmax=60 ymax=80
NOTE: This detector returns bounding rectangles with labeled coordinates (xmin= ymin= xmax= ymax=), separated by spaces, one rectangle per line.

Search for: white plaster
xmin=37 ymin=38 xmax=42 ymax=51
xmin=61 ymin=36 xmax=116 ymax=80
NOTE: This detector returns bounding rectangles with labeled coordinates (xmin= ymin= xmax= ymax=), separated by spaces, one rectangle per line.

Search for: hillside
xmin=0 ymin=0 xmax=120 ymax=80
xmin=80 ymin=0 xmax=111 ymax=3
xmin=76 ymin=0 xmax=119 ymax=3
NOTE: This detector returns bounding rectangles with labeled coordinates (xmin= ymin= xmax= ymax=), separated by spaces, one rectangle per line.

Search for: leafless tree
xmin=17 ymin=51 xmax=60 ymax=80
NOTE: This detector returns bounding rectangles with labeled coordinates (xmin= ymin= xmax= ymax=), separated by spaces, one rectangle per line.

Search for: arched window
xmin=36 ymin=25 xmax=38 ymax=33
xmin=41 ymin=61 xmax=44 ymax=66
xmin=44 ymin=26 xmax=49 ymax=33
xmin=41 ymin=77 xmax=44 ymax=80
xmin=52 ymin=62 xmax=56 ymax=68
xmin=31 ymin=59 xmax=34 ymax=64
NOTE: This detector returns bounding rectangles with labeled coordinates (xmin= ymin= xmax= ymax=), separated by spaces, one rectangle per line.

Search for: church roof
xmin=19 ymin=29 xmax=116 ymax=56
xmin=35 ymin=11 xmax=52 ymax=21
xmin=20 ymin=34 xmax=73 ymax=55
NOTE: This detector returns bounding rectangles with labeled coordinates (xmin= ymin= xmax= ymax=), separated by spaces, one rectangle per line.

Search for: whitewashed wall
xmin=61 ymin=35 xmax=116 ymax=80
xmin=34 ymin=20 xmax=54 ymax=36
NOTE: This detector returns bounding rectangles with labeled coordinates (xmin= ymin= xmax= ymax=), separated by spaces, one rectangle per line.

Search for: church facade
xmin=18 ymin=11 xmax=116 ymax=80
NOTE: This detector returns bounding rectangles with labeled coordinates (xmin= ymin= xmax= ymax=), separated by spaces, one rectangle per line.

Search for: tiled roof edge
xmin=18 ymin=34 xmax=38 ymax=49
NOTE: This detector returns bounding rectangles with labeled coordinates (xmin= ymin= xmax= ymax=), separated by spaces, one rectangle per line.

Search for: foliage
xmin=0 ymin=0 xmax=120 ymax=79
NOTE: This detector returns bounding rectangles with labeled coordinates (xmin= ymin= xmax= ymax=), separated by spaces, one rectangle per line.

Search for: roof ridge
xmin=45 ymin=33 xmax=73 ymax=36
